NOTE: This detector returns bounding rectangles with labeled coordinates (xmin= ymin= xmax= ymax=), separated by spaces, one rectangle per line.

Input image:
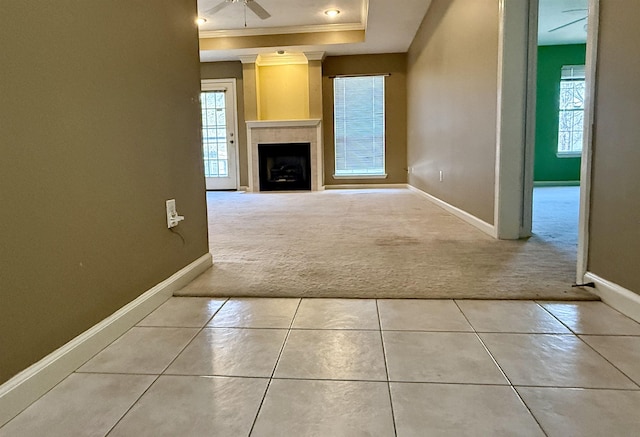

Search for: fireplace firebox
xmin=258 ymin=143 xmax=311 ymax=191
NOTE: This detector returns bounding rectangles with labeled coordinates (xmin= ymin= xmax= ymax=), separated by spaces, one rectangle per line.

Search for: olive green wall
xmin=588 ymin=1 xmax=640 ymax=295
xmin=407 ymin=0 xmax=499 ymax=224
xmin=534 ymin=44 xmax=586 ymax=183
xmin=0 ymin=0 xmax=208 ymax=383
xmin=200 ymin=61 xmax=248 ymax=187
xmin=322 ymin=53 xmax=408 ymax=185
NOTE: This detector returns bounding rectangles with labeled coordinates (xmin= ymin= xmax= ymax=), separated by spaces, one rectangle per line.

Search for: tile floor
xmin=2 ymin=298 xmax=640 ymax=436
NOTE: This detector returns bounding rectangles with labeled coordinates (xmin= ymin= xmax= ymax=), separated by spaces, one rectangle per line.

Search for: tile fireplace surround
xmin=246 ymin=119 xmax=323 ymax=192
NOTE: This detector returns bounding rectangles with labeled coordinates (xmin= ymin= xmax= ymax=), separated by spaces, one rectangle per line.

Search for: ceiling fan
xmin=548 ymin=8 xmax=588 ymax=33
xmin=205 ymin=0 xmax=271 ymax=20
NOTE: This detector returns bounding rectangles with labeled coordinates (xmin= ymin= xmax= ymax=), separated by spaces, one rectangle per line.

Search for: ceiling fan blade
xmin=205 ymin=0 xmax=231 ymax=16
xmin=246 ymin=0 xmax=271 ymax=19
xmin=548 ymin=16 xmax=587 ymax=33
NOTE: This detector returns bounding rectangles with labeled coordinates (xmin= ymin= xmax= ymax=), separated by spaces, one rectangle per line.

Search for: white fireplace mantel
xmin=246 ymin=119 xmax=323 ymax=192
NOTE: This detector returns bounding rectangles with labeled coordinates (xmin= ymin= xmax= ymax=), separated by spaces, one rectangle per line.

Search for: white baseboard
xmin=533 ymin=180 xmax=581 ymax=187
xmin=407 ymin=185 xmax=497 ymax=238
xmin=324 ymin=183 xmax=408 ymax=190
xmin=584 ymin=272 xmax=640 ymax=323
xmin=0 ymin=253 xmax=213 ymax=427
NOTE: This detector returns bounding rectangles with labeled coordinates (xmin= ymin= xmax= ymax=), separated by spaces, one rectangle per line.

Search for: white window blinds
xmin=333 ymin=75 xmax=386 ymax=176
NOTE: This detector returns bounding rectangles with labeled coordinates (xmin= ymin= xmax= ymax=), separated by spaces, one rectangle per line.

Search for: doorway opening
xmin=531 ymin=0 xmax=587 ymax=257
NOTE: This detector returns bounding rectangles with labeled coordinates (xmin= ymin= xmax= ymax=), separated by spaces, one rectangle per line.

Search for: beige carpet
xmin=176 ymin=188 xmax=596 ymax=300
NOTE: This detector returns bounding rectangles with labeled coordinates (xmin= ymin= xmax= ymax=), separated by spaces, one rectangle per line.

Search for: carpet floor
xmin=176 ymin=188 xmax=596 ymax=300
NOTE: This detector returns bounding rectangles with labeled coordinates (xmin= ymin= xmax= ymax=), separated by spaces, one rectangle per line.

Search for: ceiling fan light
xmin=195 ymin=17 xmax=207 ymax=26
xmin=324 ymin=9 xmax=340 ymax=17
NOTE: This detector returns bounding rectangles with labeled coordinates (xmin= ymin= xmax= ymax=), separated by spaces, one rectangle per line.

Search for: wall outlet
xmin=407 ymin=167 xmax=413 ymax=174
xmin=439 ymin=170 xmax=444 ymax=182
xmin=166 ymin=199 xmax=184 ymax=228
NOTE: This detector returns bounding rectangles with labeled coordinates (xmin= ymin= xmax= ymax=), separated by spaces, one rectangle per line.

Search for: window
xmin=333 ymin=75 xmax=386 ymax=177
xmin=557 ymin=65 xmax=586 ymax=156
xmin=201 ymin=90 xmax=228 ymax=178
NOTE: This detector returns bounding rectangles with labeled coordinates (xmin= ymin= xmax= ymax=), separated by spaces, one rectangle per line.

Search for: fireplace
xmin=246 ymin=119 xmax=322 ymax=191
xmin=259 ymin=143 xmax=311 ymax=191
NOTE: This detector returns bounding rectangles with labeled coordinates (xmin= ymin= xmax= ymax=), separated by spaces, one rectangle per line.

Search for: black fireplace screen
xmin=258 ymin=143 xmax=311 ymax=191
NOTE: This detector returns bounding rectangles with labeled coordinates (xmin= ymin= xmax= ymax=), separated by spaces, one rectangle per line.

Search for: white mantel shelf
xmin=246 ymin=119 xmax=321 ymax=129
xmin=246 ymin=119 xmax=324 ymax=192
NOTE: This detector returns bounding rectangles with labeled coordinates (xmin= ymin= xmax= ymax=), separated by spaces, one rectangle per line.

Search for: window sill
xmin=556 ymin=152 xmax=581 ymax=158
xmin=333 ymin=174 xmax=388 ymax=180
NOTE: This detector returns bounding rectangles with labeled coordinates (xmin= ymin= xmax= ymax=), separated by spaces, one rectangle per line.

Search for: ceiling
xmin=538 ymin=0 xmax=588 ymax=46
xmin=197 ymin=0 xmax=433 ymax=62
xmin=197 ymin=0 xmax=589 ymax=63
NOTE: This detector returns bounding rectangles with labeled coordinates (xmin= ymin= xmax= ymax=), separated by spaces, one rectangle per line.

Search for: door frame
xmin=201 ymin=78 xmax=240 ymax=190
xmin=576 ymin=0 xmax=600 ymax=282
xmin=498 ymin=0 xmax=599 ymax=283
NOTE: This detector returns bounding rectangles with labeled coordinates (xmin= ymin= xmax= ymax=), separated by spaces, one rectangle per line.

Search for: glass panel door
xmin=201 ymin=80 xmax=237 ymax=190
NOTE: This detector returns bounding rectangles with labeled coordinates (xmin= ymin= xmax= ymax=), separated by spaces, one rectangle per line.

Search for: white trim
xmin=256 ymin=53 xmax=309 ymax=66
xmin=246 ymin=119 xmax=321 ymax=129
xmin=0 ymin=253 xmax=212 ymax=427
xmin=239 ymin=186 xmax=250 ymax=192
xmin=577 ymin=0 xmax=599 ymax=282
xmin=494 ymin=0 xmax=530 ymax=240
xmin=198 ymin=22 xmax=365 ymax=39
xmin=533 ymin=180 xmax=581 ymax=187
xmin=332 ymin=174 xmax=388 ymax=180
xmin=520 ymin=0 xmax=539 ymax=239
xmin=584 ymin=272 xmax=640 ymax=323
xmin=407 ymin=185 xmax=497 ymax=238
xmin=325 ymin=183 xmax=406 ymax=190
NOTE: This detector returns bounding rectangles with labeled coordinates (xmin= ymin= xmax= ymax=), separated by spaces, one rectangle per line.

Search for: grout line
xmin=247 ymin=298 xmax=303 ymax=436
xmin=104 ymin=297 xmax=230 ymax=436
xmin=453 ymin=301 xmax=549 ymax=437
xmin=104 ymin=374 xmax=162 ymax=437
xmin=535 ymin=302 xmax=640 ymax=388
xmin=375 ymin=299 xmax=398 ymax=437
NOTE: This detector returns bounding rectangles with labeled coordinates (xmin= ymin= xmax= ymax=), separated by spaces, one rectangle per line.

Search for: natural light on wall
xmin=333 ymin=75 xmax=386 ymax=176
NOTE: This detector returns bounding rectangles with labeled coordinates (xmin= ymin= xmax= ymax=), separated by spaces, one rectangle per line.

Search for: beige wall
xmin=322 ymin=54 xmax=408 ymax=185
xmin=587 ymin=1 xmax=640 ymax=294
xmin=406 ymin=0 xmax=499 ymax=224
xmin=257 ymin=64 xmax=310 ymax=120
xmin=0 ymin=0 xmax=208 ymax=383
xmin=200 ymin=61 xmax=248 ymax=187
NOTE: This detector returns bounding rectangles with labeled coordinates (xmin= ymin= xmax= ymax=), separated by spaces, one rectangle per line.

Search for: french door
xmin=201 ymin=79 xmax=238 ymax=190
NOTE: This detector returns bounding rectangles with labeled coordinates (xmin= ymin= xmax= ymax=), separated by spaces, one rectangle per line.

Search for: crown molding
xmin=199 ymin=22 xmax=364 ymax=39
xmin=238 ymin=54 xmax=259 ymax=64
xmin=304 ymin=51 xmax=326 ymax=61
xmin=256 ymin=52 xmax=308 ymax=66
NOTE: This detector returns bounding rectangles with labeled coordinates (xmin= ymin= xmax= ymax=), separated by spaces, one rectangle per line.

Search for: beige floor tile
xmin=77 ymin=327 xmax=198 ymax=374
xmin=109 ymin=375 xmax=268 ymax=437
xmin=292 ymin=298 xmax=380 ymax=330
xmin=539 ymin=301 xmax=640 ymax=335
xmin=251 ymin=379 xmax=395 ymax=437
xmin=208 ymin=298 xmax=299 ymax=328
xmin=137 ymin=297 xmax=226 ymax=327
xmin=581 ymin=335 xmax=640 ymax=386
xmin=378 ymin=299 xmax=473 ymax=331
xmin=391 ymin=383 xmax=544 ymax=437
xmin=518 ymin=387 xmax=640 ymax=436
xmin=165 ymin=328 xmax=287 ymax=377
xmin=274 ymin=330 xmax=387 ymax=381
xmin=383 ymin=332 xmax=507 ymax=384
xmin=0 ymin=373 xmax=154 ymax=437
xmin=481 ymin=333 xmax=637 ymax=388
xmin=457 ymin=300 xmax=571 ymax=333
